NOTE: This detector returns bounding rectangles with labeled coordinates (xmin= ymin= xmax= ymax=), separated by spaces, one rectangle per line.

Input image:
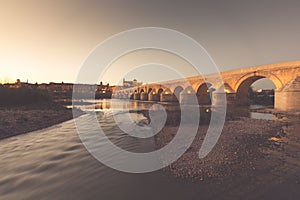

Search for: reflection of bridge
xmin=113 ymin=61 xmax=300 ymax=111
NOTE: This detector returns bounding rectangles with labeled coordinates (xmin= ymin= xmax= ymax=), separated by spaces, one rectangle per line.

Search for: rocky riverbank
xmin=155 ymin=117 xmax=288 ymax=180
xmin=0 ymin=104 xmax=84 ymax=139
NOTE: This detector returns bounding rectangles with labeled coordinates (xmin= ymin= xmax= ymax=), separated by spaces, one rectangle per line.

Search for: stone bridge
xmin=113 ymin=61 xmax=300 ymax=111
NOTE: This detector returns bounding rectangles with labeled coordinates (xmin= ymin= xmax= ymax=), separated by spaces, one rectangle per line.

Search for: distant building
xmin=61 ymin=82 xmax=73 ymax=91
xmin=1 ymin=79 xmax=115 ymax=99
xmin=255 ymin=89 xmax=274 ymax=97
xmin=122 ymin=78 xmax=142 ymax=88
xmin=4 ymin=79 xmax=32 ymax=89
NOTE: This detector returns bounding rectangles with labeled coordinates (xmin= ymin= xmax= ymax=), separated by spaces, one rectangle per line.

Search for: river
xmin=0 ymin=100 xmax=211 ymax=200
xmin=0 ymin=99 xmax=298 ymax=199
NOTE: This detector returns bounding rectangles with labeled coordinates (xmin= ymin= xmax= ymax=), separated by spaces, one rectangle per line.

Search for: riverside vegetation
xmin=0 ymin=87 xmax=83 ymax=139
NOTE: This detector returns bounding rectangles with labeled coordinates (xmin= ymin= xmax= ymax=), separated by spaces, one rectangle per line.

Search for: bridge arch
xmin=196 ymin=82 xmax=212 ymax=105
xmin=235 ymin=74 xmax=278 ymax=105
xmin=157 ymin=88 xmax=164 ymax=95
xmin=234 ymin=70 xmax=283 ymax=92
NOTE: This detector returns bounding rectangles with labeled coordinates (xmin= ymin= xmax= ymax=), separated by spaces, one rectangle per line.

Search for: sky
xmin=0 ymin=0 xmax=300 ymax=87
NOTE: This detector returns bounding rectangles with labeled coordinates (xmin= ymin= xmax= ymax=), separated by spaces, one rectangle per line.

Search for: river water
xmin=0 ymin=100 xmax=212 ymax=200
xmin=0 ymin=100 xmax=284 ymax=199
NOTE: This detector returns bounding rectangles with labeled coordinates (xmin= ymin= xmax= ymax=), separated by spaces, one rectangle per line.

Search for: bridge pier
xmin=211 ymin=92 xmax=227 ymax=106
xmin=133 ymin=93 xmax=141 ymax=100
xmin=275 ymin=91 xmax=300 ymax=111
xmin=225 ymin=93 xmax=236 ymax=104
xmin=140 ymin=92 xmax=148 ymax=101
xmin=160 ymin=93 xmax=177 ymax=102
xmin=180 ymin=93 xmax=196 ymax=104
xmin=275 ymin=77 xmax=300 ymax=111
xmin=148 ymin=93 xmax=160 ymax=101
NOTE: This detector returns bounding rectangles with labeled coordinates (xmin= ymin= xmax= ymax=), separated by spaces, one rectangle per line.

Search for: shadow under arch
xmin=236 ymin=76 xmax=277 ymax=106
xmin=173 ymin=86 xmax=184 ymax=101
xmin=196 ymin=82 xmax=212 ymax=105
xmin=158 ymin=88 xmax=164 ymax=95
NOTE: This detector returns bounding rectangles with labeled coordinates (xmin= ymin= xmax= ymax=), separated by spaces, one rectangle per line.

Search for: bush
xmin=0 ymin=87 xmax=52 ymax=107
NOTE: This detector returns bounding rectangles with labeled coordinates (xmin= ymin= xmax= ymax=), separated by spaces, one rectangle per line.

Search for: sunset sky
xmin=0 ymin=0 xmax=300 ymax=86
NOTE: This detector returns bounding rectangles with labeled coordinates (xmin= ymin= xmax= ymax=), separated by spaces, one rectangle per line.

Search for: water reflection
xmin=72 ymin=99 xmax=212 ymax=126
xmin=250 ymin=112 xmax=275 ymax=120
xmin=226 ymin=105 xmax=276 ymax=121
xmin=72 ymin=100 xmax=277 ymax=123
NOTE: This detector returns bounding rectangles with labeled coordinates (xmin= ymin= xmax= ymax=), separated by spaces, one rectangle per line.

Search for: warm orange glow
xmin=11 ymin=85 xmax=20 ymax=88
xmin=0 ymin=77 xmax=14 ymax=84
xmin=268 ymin=137 xmax=287 ymax=143
xmin=224 ymin=89 xmax=230 ymax=93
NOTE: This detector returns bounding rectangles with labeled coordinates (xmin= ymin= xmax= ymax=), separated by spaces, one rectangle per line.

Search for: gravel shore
xmin=153 ymin=114 xmax=300 ymax=198
xmin=155 ymin=117 xmax=287 ymax=180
